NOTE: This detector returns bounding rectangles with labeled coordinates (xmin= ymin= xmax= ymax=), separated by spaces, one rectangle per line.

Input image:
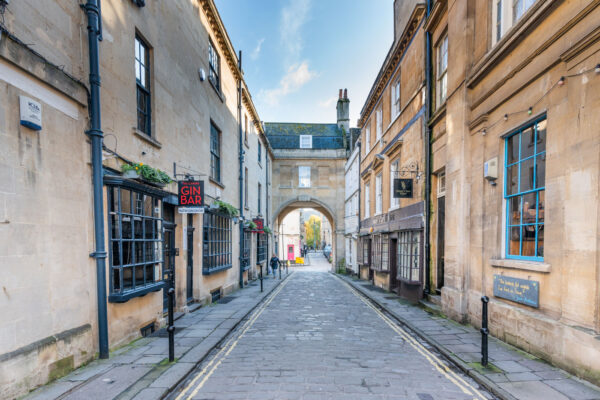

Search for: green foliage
xmin=121 ymin=162 xmax=173 ymax=184
xmin=263 ymin=226 xmax=272 ymax=234
xmin=213 ymin=200 xmax=239 ymax=217
xmin=246 ymin=221 xmax=257 ymax=230
xmin=336 ymin=258 xmax=346 ymax=274
xmin=304 ymin=215 xmax=321 ymax=248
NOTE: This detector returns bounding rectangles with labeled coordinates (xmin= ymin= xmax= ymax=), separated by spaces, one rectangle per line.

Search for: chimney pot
xmin=344 ymin=89 xmax=348 ymax=99
xmin=339 ymin=89 xmax=342 ymax=99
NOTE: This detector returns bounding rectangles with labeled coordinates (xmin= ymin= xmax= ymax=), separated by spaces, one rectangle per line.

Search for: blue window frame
xmin=504 ymin=116 xmax=546 ymax=260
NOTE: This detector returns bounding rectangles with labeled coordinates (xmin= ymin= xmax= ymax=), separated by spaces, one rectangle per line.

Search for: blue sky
xmin=214 ymin=0 xmax=394 ymax=126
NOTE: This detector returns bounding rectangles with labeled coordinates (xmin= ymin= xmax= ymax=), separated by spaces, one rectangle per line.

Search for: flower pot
xmin=123 ymin=170 xmax=139 ymax=179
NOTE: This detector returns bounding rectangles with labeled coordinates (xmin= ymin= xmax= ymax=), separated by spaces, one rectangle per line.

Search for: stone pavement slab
xmin=339 ymin=274 xmax=600 ymax=400
xmin=24 ymin=274 xmax=290 ymax=400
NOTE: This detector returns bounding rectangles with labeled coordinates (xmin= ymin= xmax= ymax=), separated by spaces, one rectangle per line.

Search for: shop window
xmin=257 ymin=233 xmax=267 ymax=264
xmin=372 ymin=235 xmax=380 ymax=270
xmin=135 ymin=35 xmax=151 ymax=136
xmin=381 ymin=234 xmax=389 ymax=271
xmin=397 ymin=230 xmax=422 ymax=282
xmin=203 ymin=211 xmax=232 ymax=274
xmin=107 ymin=186 xmax=163 ymax=302
xmin=241 ymin=230 xmax=251 ymax=270
xmin=505 ymin=117 xmax=546 ymax=260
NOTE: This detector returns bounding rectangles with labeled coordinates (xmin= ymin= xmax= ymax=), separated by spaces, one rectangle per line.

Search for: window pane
xmin=519 ymin=157 xmax=534 ymax=192
xmin=507 ymin=134 xmax=519 ymax=165
xmin=123 ymin=241 xmax=133 ymax=265
xmin=537 ymin=191 xmax=545 ymax=223
xmin=111 ymin=213 xmax=120 ymax=239
xmin=123 ymin=267 xmax=133 ymax=289
xmin=121 ymin=189 xmax=131 ymax=214
xmin=509 ymin=196 xmax=521 ymax=225
xmin=113 ymin=268 xmax=121 ymax=291
xmin=522 ymin=225 xmax=536 ymax=257
xmin=506 ymin=164 xmax=518 ymax=195
xmin=134 ymin=219 xmax=143 ymax=239
xmin=535 ymin=153 xmax=545 ymax=189
xmin=536 ymin=224 xmax=544 ymax=257
xmin=508 ymin=226 xmax=521 ymax=255
xmin=521 ymin=127 xmax=535 ymax=159
xmin=522 ymin=192 xmax=536 ymax=225
xmin=112 ymin=241 xmax=121 ymax=266
xmin=536 ymin=120 xmax=546 ymax=153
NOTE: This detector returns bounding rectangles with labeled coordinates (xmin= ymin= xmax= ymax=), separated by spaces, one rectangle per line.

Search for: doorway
xmin=186 ymin=214 xmax=194 ymax=303
xmin=389 ymin=238 xmax=398 ymax=291
xmin=287 ymin=244 xmax=294 ymax=261
xmin=436 ymin=196 xmax=445 ymax=292
xmin=163 ymin=204 xmax=176 ymax=312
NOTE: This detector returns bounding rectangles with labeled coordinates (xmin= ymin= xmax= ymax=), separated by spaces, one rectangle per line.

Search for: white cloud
xmin=250 ymin=38 xmax=265 ymax=60
xmin=260 ymin=61 xmax=317 ymax=106
xmin=280 ymin=0 xmax=311 ymax=61
xmin=318 ymin=96 xmax=337 ymax=109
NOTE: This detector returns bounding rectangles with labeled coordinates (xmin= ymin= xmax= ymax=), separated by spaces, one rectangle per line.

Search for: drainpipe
xmin=424 ymin=0 xmax=433 ymax=295
xmin=357 ymin=140 xmax=362 ymax=277
xmin=83 ymin=0 xmax=109 ymax=359
xmin=266 ymin=146 xmax=269 ymax=255
xmin=237 ymin=51 xmax=244 ymax=289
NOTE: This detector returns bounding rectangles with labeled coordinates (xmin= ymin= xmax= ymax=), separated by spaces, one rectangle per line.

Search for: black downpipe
xmin=237 ymin=51 xmax=244 ymax=289
xmin=83 ymin=0 xmax=109 ymax=359
xmin=424 ymin=0 xmax=433 ymax=295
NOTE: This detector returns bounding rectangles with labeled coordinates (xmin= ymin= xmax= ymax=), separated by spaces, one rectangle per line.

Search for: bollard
xmin=260 ymin=264 xmax=263 ymax=293
xmin=286 ymin=262 xmax=289 ymax=275
xmin=168 ymin=287 xmax=175 ymax=362
xmin=279 ymin=266 xmax=282 ymax=280
xmin=480 ymin=296 xmax=489 ymax=367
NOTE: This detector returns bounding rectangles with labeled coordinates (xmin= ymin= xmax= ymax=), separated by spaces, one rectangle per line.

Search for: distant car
xmin=323 ymin=245 xmax=332 ymax=259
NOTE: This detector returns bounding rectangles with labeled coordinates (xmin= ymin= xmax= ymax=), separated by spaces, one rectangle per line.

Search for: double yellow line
xmin=173 ymin=276 xmax=292 ymax=400
xmin=336 ymin=276 xmax=488 ymax=400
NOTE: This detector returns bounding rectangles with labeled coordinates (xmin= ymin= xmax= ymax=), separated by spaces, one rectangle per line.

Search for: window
xmin=208 ymin=40 xmax=220 ymax=91
xmin=493 ymin=0 xmax=536 ymax=43
xmin=437 ymin=34 xmax=448 ymax=107
xmin=362 ymin=238 xmax=371 ymax=265
xmin=372 ymin=235 xmax=381 ymax=270
xmin=258 ymin=183 xmax=262 ymax=213
xmin=375 ymin=173 xmax=382 ymax=215
xmin=203 ymin=211 xmax=232 ymax=274
xmin=365 ymin=183 xmax=370 ymax=218
xmin=496 ymin=0 xmax=503 ymax=42
xmin=210 ymin=122 xmax=221 ymax=182
xmin=376 ymin=108 xmax=382 ymax=142
xmin=241 ymin=230 xmax=251 ymax=270
xmin=391 ymin=79 xmax=401 ymax=120
xmin=300 ymin=135 xmax=312 ymax=149
xmin=135 ymin=36 xmax=151 ymax=136
xmin=398 ymin=230 xmax=421 ymax=282
xmin=244 ymin=115 xmax=248 ymax=144
xmin=258 ymin=142 xmax=262 ymax=163
xmin=107 ymin=186 xmax=163 ymax=301
xmin=381 ymin=234 xmax=389 ymax=271
xmin=257 ymin=233 xmax=267 ymax=264
xmin=244 ymin=168 xmax=248 ymax=208
xmin=437 ymin=170 xmax=446 ymax=197
xmin=365 ymin=125 xmax=371 ymax=152
xmin=513 ymin=0 xmax=535 ymax=23
xmin=390 ymin=160 xmax=399 ymax=209
xmin=505 ymin=117 xmax=546 ymax=260
xmin=299 ymin=166 xmax=311 ymax=188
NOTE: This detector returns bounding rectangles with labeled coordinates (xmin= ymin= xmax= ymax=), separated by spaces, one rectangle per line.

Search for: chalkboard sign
xmin=393 ymin=179 xmax=413 ymax=198
xmin=493 ymin=275 xmax=539 ymax=308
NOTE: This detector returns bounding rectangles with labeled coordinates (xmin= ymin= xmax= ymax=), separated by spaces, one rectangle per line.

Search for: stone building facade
xmin=423 ymin=0 xmax=600 ymax=384
xmin=0 ymin=0 xmax=270 ymax=397
xmin=344 ymin=140 xmax=360 ymax=274
xmin=358 ymin=2 xmax=428 ymax=301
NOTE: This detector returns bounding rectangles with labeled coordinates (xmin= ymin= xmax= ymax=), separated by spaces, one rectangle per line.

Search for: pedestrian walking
xmin=269 ymin=253 xmax=280 ymax=279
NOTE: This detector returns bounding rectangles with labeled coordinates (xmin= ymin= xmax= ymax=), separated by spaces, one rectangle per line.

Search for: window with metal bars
xmin=210 ymin=122 xmax=221 ymax=182
xmin=371 ymin=235 xmax=380 ymax=270
xmin=362 ymin=238 xmax=371 ymax=265
xmin=135 ymin=36 xmax=151 ymax=136
xmin=397 ymin=230 xmax=422 ymax=282
xmin=241 ymin=230 xmax=251 ymax=270
xmin=107 ymin=186 xmax=163 ymax=301
xmin=202 ymin=211 xmax=232 ymax=274
xmin=257 ymin=233 xmax=267 ymax=264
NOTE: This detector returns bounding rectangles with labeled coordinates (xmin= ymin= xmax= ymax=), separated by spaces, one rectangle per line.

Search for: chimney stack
xmin=336 ymin=89 xmax=350 ymax=132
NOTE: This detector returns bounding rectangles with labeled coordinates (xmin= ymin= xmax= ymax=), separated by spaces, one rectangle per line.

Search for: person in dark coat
xmin=269 ymin=253 xmax=280 ymax=279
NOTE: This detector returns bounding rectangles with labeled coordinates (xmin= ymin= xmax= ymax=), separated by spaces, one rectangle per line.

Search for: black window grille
xmin=107 ymin=186 xmax=163 ymax=299
xmin=135 ymin=36 xmax=151 ymax=136
xmin=362 ymin=238 xmax=371 ymax=265
xmin=258 ymin=142 xmax=262 ymax=163
xmin=208 ymin=40 xmax=220 ymax=91
xmin=210 ymin=122 xmax=221 ymax=182
xmin=241 ymin=230 xmax=251 ymax=270
xmin=203 ymin=211 xmax=232 ymax=274
xmin=380 ymin=234 xmax=389 ymax=271
xmin=397 ymin=230 xmax=422 ymax=282
xmin=257 ymin=233 xmax=267 ymax=264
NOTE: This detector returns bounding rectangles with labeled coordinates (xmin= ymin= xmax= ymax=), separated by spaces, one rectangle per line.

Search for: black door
xmin=163 ymin=204 xmax=176 ymax=312
xmin=389 ymin=238 xmax=398 ymax=291
xmin=186 ymin=214 xmax=194 ymax=302
xmin=436 ymin=196 xmax=445 ymax=292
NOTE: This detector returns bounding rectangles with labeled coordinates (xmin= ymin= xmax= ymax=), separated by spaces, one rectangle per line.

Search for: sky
xmin=214 ymin=0 xmax=394 ymax=126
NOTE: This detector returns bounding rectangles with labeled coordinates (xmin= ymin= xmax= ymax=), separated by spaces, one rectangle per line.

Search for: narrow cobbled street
xmin=168 ymin=254 xmax=494 ymax=400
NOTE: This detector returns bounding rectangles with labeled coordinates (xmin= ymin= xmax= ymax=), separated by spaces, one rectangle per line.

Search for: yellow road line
xmin=335 ymin=276 xmax=488 ymax=400
xmin=174 ymin=277 xmax=292 ymax=400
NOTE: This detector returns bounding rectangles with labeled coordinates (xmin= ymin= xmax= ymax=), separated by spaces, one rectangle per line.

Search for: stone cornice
xmin=358 ymin=5 xmax=426 ymax=128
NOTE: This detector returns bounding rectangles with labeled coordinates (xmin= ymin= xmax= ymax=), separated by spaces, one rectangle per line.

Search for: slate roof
xmin=264 ymin=122 xmax=346 ymax=150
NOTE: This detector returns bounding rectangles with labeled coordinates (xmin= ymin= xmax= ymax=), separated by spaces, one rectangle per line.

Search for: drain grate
xmin=216 ymin=296 xmax=238 ymax=304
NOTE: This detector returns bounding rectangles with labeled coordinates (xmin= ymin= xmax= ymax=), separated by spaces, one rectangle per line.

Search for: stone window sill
xmin=133 ymin=128 xmax=162 ymax=149
xmin=209 ymin=177 xmax=225 ymax=189
xmin=490 ymin=258 xmax=551 ymax=273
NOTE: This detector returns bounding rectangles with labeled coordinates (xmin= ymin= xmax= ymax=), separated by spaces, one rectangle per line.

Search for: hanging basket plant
xmin=263 ymin=226 xmax=272 ymax=234
xmin=121 ymin=162 xmax=173 ymax=186
xmin=245 ymin=220 xmax=257 ymax=230
xmin=212 ymin=200 xmax=239 ymax=218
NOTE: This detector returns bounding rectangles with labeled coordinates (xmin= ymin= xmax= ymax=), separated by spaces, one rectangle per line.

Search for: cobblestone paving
xmin=169 ymin=254 xmax=494 ymax=400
